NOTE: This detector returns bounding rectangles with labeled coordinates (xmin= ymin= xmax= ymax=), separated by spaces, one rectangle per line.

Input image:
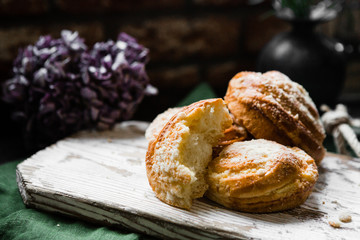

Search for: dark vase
xmin=257 ymin=19 xmax=347 ymax=106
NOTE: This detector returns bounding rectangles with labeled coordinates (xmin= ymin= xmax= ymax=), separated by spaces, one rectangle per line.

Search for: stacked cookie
xmin=145 ymin=71 xmax=324 ymax=213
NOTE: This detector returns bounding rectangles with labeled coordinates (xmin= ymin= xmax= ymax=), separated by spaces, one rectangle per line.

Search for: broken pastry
xmin=145 ymin=98 xmax=233 ymax=209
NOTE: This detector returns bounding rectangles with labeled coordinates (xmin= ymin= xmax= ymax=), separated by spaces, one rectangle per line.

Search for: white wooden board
xmin=16 ymin=121 xmax=360 ymax=239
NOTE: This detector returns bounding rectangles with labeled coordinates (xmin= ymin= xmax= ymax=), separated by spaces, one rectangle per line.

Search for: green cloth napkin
xmin=0 ymin=82 xmax=217 ymax=240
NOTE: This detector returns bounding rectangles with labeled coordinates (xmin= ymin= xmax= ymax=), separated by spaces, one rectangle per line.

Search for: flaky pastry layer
xmin=145 ymin=107 xmax=183 ymax=143
xmin=206 ymin=139 xmax=318 ymax=213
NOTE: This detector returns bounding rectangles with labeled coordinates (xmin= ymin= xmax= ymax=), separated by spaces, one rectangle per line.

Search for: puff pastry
xmin=206 ymin=139 xmax=318 ymax=213
xmin=225 ymin=71 xmax=326 ymax=164
xmin=146 ymin=98 xmax=233 ymax=209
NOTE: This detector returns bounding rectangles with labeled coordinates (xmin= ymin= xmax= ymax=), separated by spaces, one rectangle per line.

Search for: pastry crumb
xmin=339 ymin=214 xmax=352 ymax=223
xmin=322 ymin=201 xmax=325 ymax=204
xmin=107 ymin=138 xmax=113 ymax=143
xmin=328 ymin=221 xmax=341 ymax=228
xmin=331 ymin=200 xmax=338 ymax=204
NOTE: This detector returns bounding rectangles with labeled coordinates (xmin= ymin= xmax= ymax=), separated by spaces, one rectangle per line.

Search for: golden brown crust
xmin=206 ymin=139 xmax=318 ymax=213
xmin=146 ymin=98 xmax=233 ymax=209
xmin=224 ymin=71 xmax=326 ymax=164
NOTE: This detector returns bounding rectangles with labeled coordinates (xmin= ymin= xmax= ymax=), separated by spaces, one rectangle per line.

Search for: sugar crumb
xmin=339 ymin=213 xmax=352 ymax=223
xmin=328 ymin=221 xmax=341 ymax=228
xmin=56 ymin=224 xmax=60 ymax=227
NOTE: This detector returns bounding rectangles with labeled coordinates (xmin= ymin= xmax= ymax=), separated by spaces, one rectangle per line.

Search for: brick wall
xmin=0 ymin=0 xmax=359 ymax=123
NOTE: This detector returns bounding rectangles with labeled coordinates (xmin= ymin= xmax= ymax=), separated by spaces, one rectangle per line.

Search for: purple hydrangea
xmin=2 ymin=30 xmax=157 ymax=149
xmin=80 ymin=32 xmax=157 ymax=130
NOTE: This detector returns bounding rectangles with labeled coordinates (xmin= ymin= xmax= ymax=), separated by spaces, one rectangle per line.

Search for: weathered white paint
xmin=16 ymin=121 xmax=360 ymax=239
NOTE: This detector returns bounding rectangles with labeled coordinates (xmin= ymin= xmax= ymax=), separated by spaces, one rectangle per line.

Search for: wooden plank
xmin=16 ymin=121 xmax=360 ymax=239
